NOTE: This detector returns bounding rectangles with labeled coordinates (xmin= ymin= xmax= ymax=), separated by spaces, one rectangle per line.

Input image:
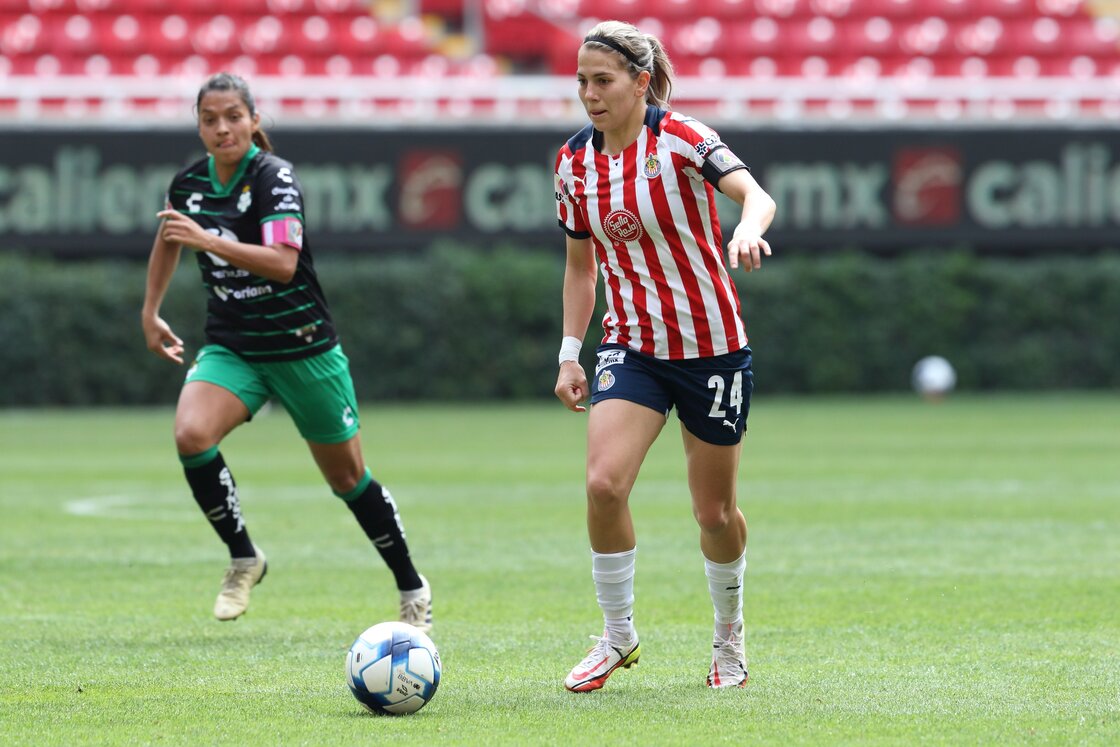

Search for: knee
xmin=586 ymin=469 xmax=629 ymax=510
xmin=693 ymin=502 xmax=735 ymax=534
xmin=326 ymin=466 xmax=367 ymax=497
xmin=174 ymin=420 xmax=215 ymax=456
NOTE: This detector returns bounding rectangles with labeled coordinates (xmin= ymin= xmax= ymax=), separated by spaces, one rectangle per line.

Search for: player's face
xmin=577 ymin=47 xmax=647 ymax=136
xmin=197 ymin=91 xmax=260 ymax=168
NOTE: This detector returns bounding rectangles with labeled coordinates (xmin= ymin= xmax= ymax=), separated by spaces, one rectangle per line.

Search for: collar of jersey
xmin=207 ymin=143 xmax=260 ymax=197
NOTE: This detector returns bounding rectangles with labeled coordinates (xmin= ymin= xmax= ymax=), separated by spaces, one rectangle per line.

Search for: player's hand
xmin=157 ymin=209 xmax=210 ymax=252
xmin=142 ymin=314 xmax=185 ymax=364
xmin=727 ymin=225 xmax=771 ymax=273
xmin=555 ymin=361 xmax=589 ymax=413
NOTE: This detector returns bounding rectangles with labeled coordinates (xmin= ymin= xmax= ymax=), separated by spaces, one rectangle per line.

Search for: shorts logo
xmin=595 ymin=349 xmax=626 ymax=374
xmin=603 ymin=209 xmax=643 ymax=244
xmin=597 ymin=370 xmax=616 ymax=391
xmin=642 ymin=154 xmax=662 ymax=179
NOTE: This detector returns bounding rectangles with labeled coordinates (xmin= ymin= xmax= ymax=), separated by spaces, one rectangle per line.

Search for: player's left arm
xmin=157 ymin=209 xmax=300 ymax=283
xmin=718 ymin=167 xmax=776 ymax=273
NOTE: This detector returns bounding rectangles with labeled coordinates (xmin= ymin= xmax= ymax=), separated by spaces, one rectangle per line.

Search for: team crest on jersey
xmin=603 ymin=209 xmax=643 ymax=244
xmin=237 ymin=186 xmax=252 ymax=213
xmin=642 ymin=154 xmax=662 ymax=179
xmin=597 ymin=370 xmax=616 ymax=392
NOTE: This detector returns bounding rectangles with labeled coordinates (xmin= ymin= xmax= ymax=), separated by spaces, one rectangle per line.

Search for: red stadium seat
xmin=651 ymin=0 xmax=702 ymax=17
xmin=954 ymin=17 xmax=1008 ymax=57
xmin=1065 ymin=17 xmax=1120 ymax=59
xmin=898 ymin=17 xmax=951 ymax=57
xmin=50 ymin=13 xmax=99 ymax=56
xmin=753 ymin=0 xmax=806 ymax=18
xmin=190 ymin=15 xmax=238 ymax=56
xmin=0 ymin=13 xmax=46 ymax=55
xmin=266 ymin=0 xmax=308 ymax=15
xmin=975 ymin=0 xmax=1031 ymax=17
xmin=1006 ymin=17 xmax=1069 ymax=56
xmin=153 ymin=14 xmax=193 ymax=57
xmin=809 ymin=0 xmax=854 ymax=19
xmin=94 ymin=12 xmax=147 ymax=56
xmin=1034 ymin=0 xmax=1086 ymax=17
xmin=924 ymin=0 xmax=971 ymax=19
xmin=840 ymin=17 xmax=900 ymax=57
xmin=313 ymin=0 xmax=362 ymax=12
xmin=295 ymin=15 xmax=336 ymax=57
xmin=226 ymin=0 xmax=270 ymax=15
xmin=860 ymin=0 xmax=921 ymax=18
xmin=732 ymin=17 xmax=780 ymax=56
xmin=239 ymin=15 xmax=284 ymax=55
xmin=783 ymin=16 xmax=840 ymax=56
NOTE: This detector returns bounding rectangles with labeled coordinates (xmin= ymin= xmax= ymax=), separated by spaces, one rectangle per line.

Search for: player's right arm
xmin=554 ymin=235 xmax=597 ymax=413
xmin=141 ymin=214 xmax=186 ymax=364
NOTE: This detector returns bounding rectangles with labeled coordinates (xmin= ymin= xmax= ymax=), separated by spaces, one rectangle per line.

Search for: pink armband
xmin=261 ymin=217 xmax=304 ymax=250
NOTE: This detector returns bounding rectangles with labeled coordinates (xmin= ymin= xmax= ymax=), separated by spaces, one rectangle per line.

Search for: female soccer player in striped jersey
xmin=553 ymin=20 xmax=776 ymax=691
xmin=141 ymin=73 xmax=431 ymax=630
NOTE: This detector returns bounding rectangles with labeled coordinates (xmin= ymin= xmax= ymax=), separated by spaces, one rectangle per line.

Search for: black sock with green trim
xmin=337 ymin=470 xmax=422 ymax=591
xmin=181 ymin=447 xmax=256 ymax=559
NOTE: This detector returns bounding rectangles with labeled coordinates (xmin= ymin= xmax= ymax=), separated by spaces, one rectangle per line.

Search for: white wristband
xmin=558 ymin=336 xmax=582 ymax=366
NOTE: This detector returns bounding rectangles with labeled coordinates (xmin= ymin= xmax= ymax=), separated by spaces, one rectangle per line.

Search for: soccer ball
xmin=911 ymin=355 xmax=957 ymax=398
xmin=346 ymin=622 xmax=441 ymax=715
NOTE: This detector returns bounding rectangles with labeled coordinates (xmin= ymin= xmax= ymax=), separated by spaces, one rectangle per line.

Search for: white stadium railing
xmin=4 ymin=73 xmax=1120 ymax=126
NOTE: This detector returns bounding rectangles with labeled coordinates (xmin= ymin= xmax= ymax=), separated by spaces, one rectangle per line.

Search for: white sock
xmin=704 ymin=550 xmax=746 ymax=633
xmin=592 ymin=548 xmax=636 ymax=646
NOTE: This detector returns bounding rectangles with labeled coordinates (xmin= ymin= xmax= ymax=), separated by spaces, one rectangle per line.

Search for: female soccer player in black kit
xmin=141 ymin=73 xmax=432 ymax=629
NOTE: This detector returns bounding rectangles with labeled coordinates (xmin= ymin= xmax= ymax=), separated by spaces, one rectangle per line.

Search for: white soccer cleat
xmin=564 ymin=633 xmax=641 ymax=692
xmin=213 ymin=545 xmax=267 ymax=621
xmin=399 ymin=574 xmax=432 ymax=633
xmin=707 ymin=620 xmax=748 ymax=688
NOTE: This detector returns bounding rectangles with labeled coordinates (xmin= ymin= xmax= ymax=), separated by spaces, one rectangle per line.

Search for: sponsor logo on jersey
xmin=694 ymin=134 xmax=720 ymax=158
xmin=237 ymin=186 xmax=252 ymax=213
xmin=597 ymin=370 xmax=616 ymax=392
xmin=603 ymin=209 xmax=643 ymax=244
xmin=595 ymin=348 xmax=627 ymax=374
xmin=642 ymin=154 xmax=662 ymax=179
xmin=293 ymin=323 xmax=316 ymax=342
xmin=273 ymin=198 xmax=301 ymax=212
xmin=892 ymin=147 xmax=962 ymax=226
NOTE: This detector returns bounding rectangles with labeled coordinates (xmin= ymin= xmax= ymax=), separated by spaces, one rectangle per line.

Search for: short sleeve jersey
xmin=554 ymin=105 xmax=750 ymax=360
xmin=165 ymin=145 xmax=338 ymax=362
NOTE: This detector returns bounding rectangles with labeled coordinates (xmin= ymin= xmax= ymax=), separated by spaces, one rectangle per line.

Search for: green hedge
xmin=2 ymin=247 xmax=1118 ymax=406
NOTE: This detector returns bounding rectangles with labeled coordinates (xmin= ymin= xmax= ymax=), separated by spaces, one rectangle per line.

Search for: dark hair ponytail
xmin=195 ymin=72 xmax=273 ymax=152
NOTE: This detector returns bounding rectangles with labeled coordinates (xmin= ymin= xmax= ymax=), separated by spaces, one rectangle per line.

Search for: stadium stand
xmin=2 ymin=0 xmax=1120 ymax=123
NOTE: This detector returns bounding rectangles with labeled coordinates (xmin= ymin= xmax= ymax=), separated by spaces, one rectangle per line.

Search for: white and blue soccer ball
xmin=346 ymin=621 xmax=441 ymax=715
xmin=911 ymin=355 xmax=957 ymax=398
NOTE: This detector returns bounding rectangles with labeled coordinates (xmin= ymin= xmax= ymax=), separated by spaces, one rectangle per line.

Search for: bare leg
xmin=681 ymin=426 xmax=746 ymax=563
xmin=584 ymin=399 xmax=667 ymax=552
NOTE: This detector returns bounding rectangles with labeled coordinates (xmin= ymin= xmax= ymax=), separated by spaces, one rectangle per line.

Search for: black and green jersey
xmin=165 ymin=145 xmax=338 ymax=362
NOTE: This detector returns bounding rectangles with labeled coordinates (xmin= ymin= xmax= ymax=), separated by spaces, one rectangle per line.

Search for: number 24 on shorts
xmin=707 ymin=371 xmax=744 ymax=419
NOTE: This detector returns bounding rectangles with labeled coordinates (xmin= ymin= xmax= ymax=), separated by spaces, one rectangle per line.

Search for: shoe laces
xmin=712 ymin=628 xmax=746 ymax=670
xmin=400 ymin=596 xmax=430 ymax=622
xmin=574 ymin=635 xmax=613 ymax=668
xmin=220 ymin=565 xmax=254 ymax=592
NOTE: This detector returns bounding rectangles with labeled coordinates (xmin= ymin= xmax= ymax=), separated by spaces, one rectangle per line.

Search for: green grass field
xmin=1 ymin=395 xmax=1117 ymax=745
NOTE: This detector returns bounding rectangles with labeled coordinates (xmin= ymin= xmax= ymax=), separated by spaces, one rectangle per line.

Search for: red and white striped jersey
xmin=555 ymin=105 xmax=749 ymax=360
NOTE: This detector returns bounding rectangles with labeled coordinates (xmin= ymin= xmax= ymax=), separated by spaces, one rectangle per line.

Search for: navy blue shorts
xmin=590 ymin=344 xmax=754 ymax=446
